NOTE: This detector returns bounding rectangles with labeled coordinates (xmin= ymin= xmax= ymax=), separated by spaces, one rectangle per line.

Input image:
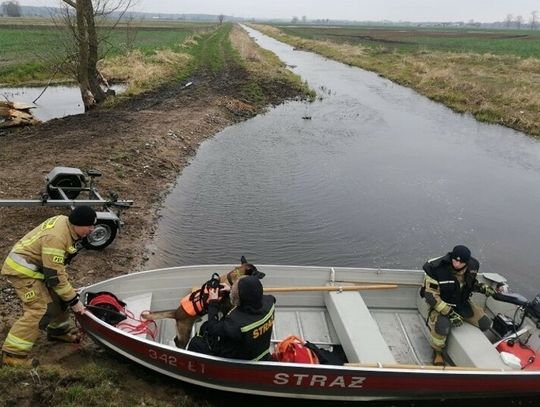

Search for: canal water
xmin=147 ymin=27 xmax=540 ymax=300
xmin=1 ymin=84 xmax=125 ymax=121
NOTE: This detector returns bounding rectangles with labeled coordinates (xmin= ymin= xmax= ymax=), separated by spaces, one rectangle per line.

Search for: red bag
xmin=273 ymin=335 xmax=319 ymax=364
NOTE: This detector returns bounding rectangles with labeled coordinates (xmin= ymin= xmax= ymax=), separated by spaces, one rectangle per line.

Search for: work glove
xmin=70 ymin=300 xmax=86 ymax=315
xmin=478 ymin=283 xmax=497 ymax=297
xmin=448 ymin=310 xmax=464 ymax=327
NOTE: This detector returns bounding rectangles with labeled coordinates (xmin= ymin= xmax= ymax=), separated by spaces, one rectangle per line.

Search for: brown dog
xmin=141 ymin=256 xmax=265 ymax=348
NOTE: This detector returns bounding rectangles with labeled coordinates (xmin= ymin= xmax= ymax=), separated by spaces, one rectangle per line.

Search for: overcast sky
xmin=20 ymin=1 xmax=539 ymax=23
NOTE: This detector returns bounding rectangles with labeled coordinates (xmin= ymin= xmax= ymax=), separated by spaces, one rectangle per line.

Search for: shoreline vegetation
xmin=0 ymin=18 xmax=216 ymax=87
xmin=251 ymin=23 xmax=540 ymax=138
xmin=0 ymin=22 xmax=312 ymax=406
xmin=0 ymin=18 xmax=538 ymax=406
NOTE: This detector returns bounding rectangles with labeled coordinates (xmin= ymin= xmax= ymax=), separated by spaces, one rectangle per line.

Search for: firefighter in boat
xmin=1 ymin=206 xmax=96 ymax=367
xmin=421 ymin=245 xmax=497 ymax=365
xmin=188 ymin=275 xmax=276 ymax=361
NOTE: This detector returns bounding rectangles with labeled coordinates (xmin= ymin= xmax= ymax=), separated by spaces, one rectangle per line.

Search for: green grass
xmin=276 ymin=25 xmax=540 ymax=58
xmin=104 ymin=29 xmax=197 ymax=56
xmin=0 ymin=357 xmax=207 ymax=407
xmin=0 ymin=19 xmax=216 ymax=85
xmin=0 ymin=26 xmax=62 ymax=58
xmin=188 ymin=23 xmax=242 ymax=75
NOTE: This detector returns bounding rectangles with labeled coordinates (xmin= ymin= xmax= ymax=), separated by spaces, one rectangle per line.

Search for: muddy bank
xmin=0 ymin=38 xmax=309 ymax=355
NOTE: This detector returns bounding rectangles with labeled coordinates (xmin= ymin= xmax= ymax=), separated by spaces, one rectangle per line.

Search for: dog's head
xmin=240 ymin=255 xmax=265 ymax=280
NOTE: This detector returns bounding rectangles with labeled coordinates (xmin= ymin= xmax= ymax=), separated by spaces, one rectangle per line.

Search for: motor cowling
xmin=529 ymin=293 xmax=540 ymax=319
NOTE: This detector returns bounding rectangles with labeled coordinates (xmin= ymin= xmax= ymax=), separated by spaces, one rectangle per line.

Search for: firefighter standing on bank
xmin=421 ymin=245 xmax=497 ymax=366
xmin=1 ymin=206 xmax=97 ymax=367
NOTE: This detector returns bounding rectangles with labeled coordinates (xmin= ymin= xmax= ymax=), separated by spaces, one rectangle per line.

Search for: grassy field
xmin=255 ymin=24 xmax=540 ymax=137
xmin=277 ymin=25 xmax=540 ymax=58
xmin=0 ymin=17 xmax=216 ymax=85
xmin=190 ymin=22 xmax=242 ymax=75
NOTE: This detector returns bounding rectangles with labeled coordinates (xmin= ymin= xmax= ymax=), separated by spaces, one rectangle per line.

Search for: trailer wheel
xmin=47 ymin=174 xmax=83 ymax=199
xmin=83 ymin=220 xmax=118 ymax=250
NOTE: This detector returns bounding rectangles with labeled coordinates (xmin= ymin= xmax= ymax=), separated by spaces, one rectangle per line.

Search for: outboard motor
xmin=493 ymin=292 xmax=540 ymax=370
xmin=528 ymin=293 xmax=540 ymax=320
xmin=492 ymin=292 xmax=529 ymax=307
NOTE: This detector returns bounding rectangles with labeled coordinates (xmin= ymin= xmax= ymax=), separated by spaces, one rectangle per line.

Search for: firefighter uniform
xmin=422 ymin=248 xmax=495 ymax=356
xmin=188 ymin=276 xmax=276 ymax=361
xmin=2 ymin=215 xmax=83 ymax=358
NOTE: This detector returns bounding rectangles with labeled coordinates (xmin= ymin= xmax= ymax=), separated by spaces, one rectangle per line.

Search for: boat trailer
xmin=0 ymin=167 xmax=133 ymax=250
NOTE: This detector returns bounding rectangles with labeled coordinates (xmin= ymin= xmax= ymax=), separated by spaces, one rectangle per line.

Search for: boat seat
xmin=416 ymin=292 xmax=508 ymax=370
xmin=325 ymin=290 xmax=396 ymax=364
xmin=121 ymin=292 xmax=153 ymax=339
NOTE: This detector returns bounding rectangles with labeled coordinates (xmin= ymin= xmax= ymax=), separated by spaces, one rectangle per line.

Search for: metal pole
xmin=0 ymin=199 xmax=133 ymax=207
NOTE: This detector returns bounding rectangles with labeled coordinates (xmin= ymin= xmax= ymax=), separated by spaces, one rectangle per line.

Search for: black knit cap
xmin=238 ymin=276 xmax=263 ymax=310
xmin=450 ymin=245 xmax=471 ymax=263
xmin=69 ymin=206 xmax=97 ymax=226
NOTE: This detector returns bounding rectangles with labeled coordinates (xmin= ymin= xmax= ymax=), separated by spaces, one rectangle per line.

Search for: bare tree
xmin=59 ymin=0 xmax=132 ymax=111
xmin=301 ymin=15 xmax=306 ymax=24
xmin=1 ymin=0 xmax=21 ymax=16
xmin=123 ymin=14 xmax=139 ymax=52
xmin=218 ymin=14 xmax=224 ymax=24
xmin=505 ymin=13 xmax=513 ymax=28
xmin=515 ymin=15 xmax=524 ymax=29
xmin=291 ymin=16 xmax=298 ymax=24
xmin=530 ymin=10 xmax=538 ymax=30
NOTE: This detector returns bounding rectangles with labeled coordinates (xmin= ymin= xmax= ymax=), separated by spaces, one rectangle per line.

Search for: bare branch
xmin=62 ymin=0 xmax=76 ymax=8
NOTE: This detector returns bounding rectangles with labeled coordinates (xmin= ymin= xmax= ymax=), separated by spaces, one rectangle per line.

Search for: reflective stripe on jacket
xmin=422 ymin=253 xmax=480 ymax=316
xmin=1 ymin=215 xmax=79 ymax=302
xmin=206 ymin=295 xmax=276 ymax=361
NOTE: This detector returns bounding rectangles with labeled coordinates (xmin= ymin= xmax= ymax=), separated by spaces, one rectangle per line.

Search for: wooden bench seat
xmin=325 ymin=290 xmax=396 ymax=364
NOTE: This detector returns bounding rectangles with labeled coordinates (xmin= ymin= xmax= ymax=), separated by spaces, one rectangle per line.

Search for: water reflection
xmin=147 ymin=27 xmax=540 ymax=299
xmin=0 ymin=84 xmax=125 ymax=121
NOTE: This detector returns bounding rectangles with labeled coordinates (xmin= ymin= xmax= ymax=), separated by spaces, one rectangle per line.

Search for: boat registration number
xmin=148 ymin=349 xmax=206 ymax=373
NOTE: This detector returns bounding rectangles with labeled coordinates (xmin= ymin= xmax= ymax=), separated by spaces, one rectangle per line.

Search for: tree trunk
xmin=83 ymin=0 xmax=107 ymax=104
xmin=62 ymin=0 xmax=122 ymax=110
xmin=76 ymin=0 xmax=95 ymax=111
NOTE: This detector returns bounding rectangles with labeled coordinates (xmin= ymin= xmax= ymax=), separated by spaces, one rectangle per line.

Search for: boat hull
xmin=77 ymin=265 xmax=540 ymax=401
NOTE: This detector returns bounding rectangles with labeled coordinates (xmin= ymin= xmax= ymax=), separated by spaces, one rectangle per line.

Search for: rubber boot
xmin=1 ymin=352 xmax=37 ymax=368
xmin=47 ymin=326 xmax=81 ymax=343
xmin=433 ymin=351 xmax=445 ymax=366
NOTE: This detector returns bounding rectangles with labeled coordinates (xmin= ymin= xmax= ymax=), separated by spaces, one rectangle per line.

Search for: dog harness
xmin=181 ymin=273 xmax=227 ymax=317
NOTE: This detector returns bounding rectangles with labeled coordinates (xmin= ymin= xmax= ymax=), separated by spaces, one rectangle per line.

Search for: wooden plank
xmin=0 ymin=101 xmax=39 ymax=128
xmin=264 ymin=284 xmax=398 ymax=293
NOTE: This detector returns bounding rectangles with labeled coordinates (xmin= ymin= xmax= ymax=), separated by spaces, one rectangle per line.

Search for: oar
xmin=263 ymin=284 xmax=398 ymax=293
xmin=336 ymin=280 xmax=422 ymax=287
xmin=188 ymin=283 xmax=398 ymax=293
xmin=143 ymin=284 xmax=398 ymax=318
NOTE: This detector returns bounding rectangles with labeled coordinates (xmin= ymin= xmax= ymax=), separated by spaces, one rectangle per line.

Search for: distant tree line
xmin=505 ymin=11 xmax=538 ymax=29
xmin=1 ymin=0 xmax=21 ymax=17
xmin=287 ymin=12 xmax=539 ymax=30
